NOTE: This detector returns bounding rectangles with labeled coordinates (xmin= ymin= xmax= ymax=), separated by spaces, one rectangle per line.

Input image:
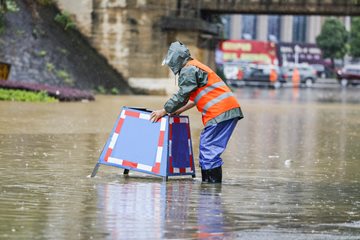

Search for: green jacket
xmin=164 ymin=65 xmax=243 ymax=126
xmin=162 ymin=41 xmax=243 ymax=126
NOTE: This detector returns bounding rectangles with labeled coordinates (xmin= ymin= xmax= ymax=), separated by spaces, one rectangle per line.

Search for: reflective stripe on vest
xmin=202 ymin=92 xmax=235 ymax=115
xmin=194 ymin=81 xmax=226 ymax=104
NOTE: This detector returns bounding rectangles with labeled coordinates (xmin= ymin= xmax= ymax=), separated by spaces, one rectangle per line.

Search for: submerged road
xmin=0 ymin=87 xmax=359 ymax=239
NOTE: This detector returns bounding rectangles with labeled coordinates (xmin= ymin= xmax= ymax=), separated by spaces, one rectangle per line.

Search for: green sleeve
xmin=164 ymin=66 xmax=207 ymax=113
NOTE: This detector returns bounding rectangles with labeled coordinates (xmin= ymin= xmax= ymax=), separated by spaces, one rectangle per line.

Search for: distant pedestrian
xmin=292 ymin=67 xmax=300 ymax=87
xmin=270 ymin=67 xmax=278 ymax=83
xmin=150 ymin=41 xmax=244 ymax=183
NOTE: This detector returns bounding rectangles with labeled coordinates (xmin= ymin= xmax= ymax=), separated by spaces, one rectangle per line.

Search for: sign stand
xmin=91 ymin=107 xmax=196 ymax=181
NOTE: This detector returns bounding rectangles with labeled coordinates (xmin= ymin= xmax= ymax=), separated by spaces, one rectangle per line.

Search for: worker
xmin=269 ymin=67 xmax=278 ymax=83
xmin=292 ymin=67 xmax=300 ymax=87
xmin=150 ymin=41 xmax=244 ymax=183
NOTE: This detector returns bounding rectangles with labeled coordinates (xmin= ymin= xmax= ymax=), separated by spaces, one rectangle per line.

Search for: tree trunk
xmin=331 ymin=57 xmax=335 ymax=70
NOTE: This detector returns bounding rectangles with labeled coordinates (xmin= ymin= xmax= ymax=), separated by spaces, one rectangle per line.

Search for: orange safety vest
xmin=186 ymin=59 xmax=240 ymax=126
xmin=269 ymin=68 xmax=277 ymax=83
xmin=292 ymin=67 xmax=300 ymax=86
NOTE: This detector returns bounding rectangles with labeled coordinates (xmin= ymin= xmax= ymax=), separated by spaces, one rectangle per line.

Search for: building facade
xmin=228 ymin=15 xmax=351 ymax=44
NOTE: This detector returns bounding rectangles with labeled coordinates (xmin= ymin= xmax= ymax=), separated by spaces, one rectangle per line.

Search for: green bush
xmin=96 ymin=85 xmax=106 ymax=94
xmin=0 ymin=88 xmax=58 ymax=102
xmin=36 ymin=50 xmax=47 ymax=57
xmin=46 ymin=62 xmax=55 ymax=72
xmin=111 ymin=87 xmax=119 ymax=95
xmin=58 ymin=48 xmax=68 ymax=55
xmin=56 ymin=69 xmax=74 ymax=86
xmin=54 ymin=11 xmax=76 ymax=30
xmin=56 ymin=69 xmax=70 ymax=79
xmin=1 ymin=0 xmax=19 ymax=12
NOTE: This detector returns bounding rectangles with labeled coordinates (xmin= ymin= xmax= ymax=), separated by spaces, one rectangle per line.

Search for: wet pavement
xmin=0 ymin=87 xmax=359 ymax=239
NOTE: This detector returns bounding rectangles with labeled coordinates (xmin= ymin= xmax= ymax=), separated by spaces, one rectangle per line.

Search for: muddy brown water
xmin=0 ymin=88 xmax=359 ymax=239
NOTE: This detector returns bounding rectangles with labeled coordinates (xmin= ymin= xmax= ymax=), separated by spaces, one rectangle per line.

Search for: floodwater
xmin=0 ymin=87 xmax=359 ymax=239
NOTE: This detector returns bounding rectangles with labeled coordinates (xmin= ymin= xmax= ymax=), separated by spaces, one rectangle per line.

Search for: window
xmin=293 ymin=16 xmax=307 ymax=42
xmin=268 ymin=15 xmax=281 ymax=42
xmin=242 ymin=15 xmax=257 ymax=39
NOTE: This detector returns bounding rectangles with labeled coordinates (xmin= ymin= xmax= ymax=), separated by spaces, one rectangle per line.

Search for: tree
xmin=350 ymin=17 xmax=360 ymax=59
xmin=316 ymin=18 xmax=348 ymax=69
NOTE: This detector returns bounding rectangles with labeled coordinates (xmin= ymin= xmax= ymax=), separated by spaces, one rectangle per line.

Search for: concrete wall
xmin=55 ymin=0 xmax=179 ymax=94
xmin=307 ymin=16 xmax=322 ymax=44
xmin=56 ymin=0 xmax=214 ymax=94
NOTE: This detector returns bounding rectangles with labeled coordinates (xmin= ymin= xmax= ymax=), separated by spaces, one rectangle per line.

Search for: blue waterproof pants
xmin=199 ymin=118 xmax=238 ymax=170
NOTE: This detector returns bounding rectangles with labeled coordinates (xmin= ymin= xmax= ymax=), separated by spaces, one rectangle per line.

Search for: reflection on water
xmin=96 ymin=182 xmax=166 ymax=239
xmin=0 ymin=89 xmax=359 ymax=239
xmin=95 ymin=181 xmax=229 ymax=239
xmin=196 ymin=185 xmax=225 ymax=239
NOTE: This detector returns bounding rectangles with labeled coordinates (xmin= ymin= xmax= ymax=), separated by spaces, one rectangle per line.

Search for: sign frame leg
xmin=91 ymin=163 xmax=101 ymax=177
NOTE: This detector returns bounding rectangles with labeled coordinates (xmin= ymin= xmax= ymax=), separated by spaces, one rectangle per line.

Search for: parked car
xmin=242 ymin=63 xmax=282 ymax=88
xmin=336 ymin=64 xmax=360 ymax=87
xmin=311 ymin=64 xmax=334 ymax=78
xmin=223 ymin=63 xmax=243 ymax=87
xmin=222 ymin=61 xmax=250 ymax=87
xmin=280 ymin=64 xmax=317 ymax=87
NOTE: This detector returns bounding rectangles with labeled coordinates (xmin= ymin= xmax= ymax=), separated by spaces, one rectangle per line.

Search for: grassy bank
xmin=0 ymin=88 xmax=58 ymax=102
